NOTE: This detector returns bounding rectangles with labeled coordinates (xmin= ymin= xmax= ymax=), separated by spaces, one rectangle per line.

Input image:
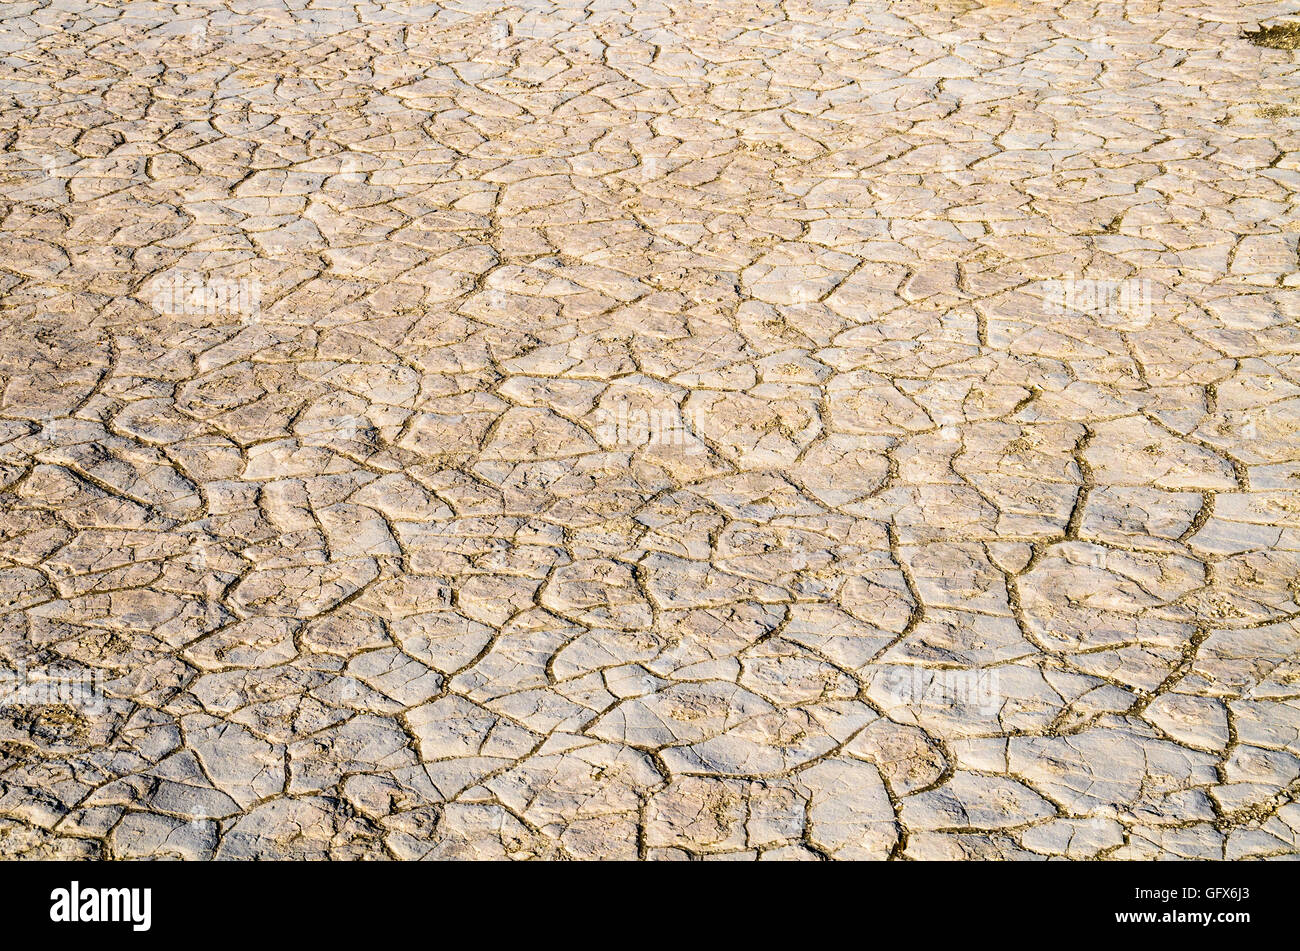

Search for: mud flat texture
xmin=0 ymin=0 xmax=1298 ymax=861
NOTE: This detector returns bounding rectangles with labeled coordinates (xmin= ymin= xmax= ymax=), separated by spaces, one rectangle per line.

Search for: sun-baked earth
xmin=0 ymin=0 xmax=1298 ymax=860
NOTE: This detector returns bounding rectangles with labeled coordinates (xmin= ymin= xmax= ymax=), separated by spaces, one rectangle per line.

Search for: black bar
xmin=1 ymin=860 xmax=1275 ymax=941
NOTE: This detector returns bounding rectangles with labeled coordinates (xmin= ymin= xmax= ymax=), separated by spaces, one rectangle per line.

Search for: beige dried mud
xmin=0 ymin=0 xmax=1298 ymax=861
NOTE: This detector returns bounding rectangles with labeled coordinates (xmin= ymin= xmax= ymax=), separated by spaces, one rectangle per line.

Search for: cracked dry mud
xmin=0 ymin=0 xmax=1298 ymax=862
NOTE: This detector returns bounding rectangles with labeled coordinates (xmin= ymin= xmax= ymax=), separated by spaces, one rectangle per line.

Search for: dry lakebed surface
xmin=0 ymin=0 xmax=1298 ymax=861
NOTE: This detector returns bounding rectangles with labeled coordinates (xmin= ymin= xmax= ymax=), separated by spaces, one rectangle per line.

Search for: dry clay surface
xmin=0 ymin=0 xmax=1299 ymax=861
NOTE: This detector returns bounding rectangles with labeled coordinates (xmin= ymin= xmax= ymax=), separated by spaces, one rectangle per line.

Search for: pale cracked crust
xmin=0 ymin=0 xmax=1298 ymax=860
